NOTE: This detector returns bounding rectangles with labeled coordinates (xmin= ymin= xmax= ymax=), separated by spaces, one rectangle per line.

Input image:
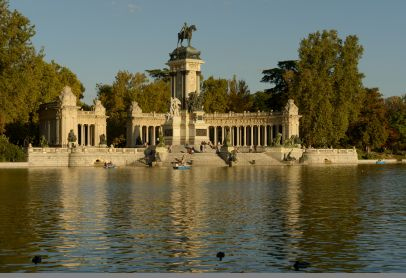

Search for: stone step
xmin=232 ymin=153 xmax=284 ymax=166
xmin=162 ymin=152 xmax=226 ymax=166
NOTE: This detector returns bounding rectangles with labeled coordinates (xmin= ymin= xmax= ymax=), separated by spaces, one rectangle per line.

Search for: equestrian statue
xmin=177 ymin=22 xmax=197 ymax=47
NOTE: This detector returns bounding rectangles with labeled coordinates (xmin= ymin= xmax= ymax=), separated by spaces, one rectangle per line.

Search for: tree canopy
xmin=290 ymin=30 xmax=365 ymax=147
xmin=0 ymin=0 xmax=84 ymax=144
xmin=261 ymin=60 xmax=297 ymax=111
xmin=97 ymin=70 xmax=170 ymax=146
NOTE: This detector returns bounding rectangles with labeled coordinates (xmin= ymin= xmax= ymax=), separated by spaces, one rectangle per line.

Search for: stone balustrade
xmin=28 ymin=146 xmax=145 ymax=154
xmin=304 ymin=148 xmax=357 ymax=154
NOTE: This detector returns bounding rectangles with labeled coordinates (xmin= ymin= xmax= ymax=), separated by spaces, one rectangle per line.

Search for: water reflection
xmin=0 ymin=165 xmax=405 ymax=272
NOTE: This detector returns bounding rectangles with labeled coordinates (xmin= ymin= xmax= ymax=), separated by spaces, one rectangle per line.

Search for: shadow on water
xmin=0 ymin=165 xmax=405 ymax=272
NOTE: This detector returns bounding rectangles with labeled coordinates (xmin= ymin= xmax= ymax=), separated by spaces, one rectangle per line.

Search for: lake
xmin=0 ymin=165 xmax=405 ymax=272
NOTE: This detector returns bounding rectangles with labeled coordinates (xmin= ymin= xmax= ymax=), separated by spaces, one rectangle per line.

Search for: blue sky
xmin=9 ymin=0 xmax=406 ymax=104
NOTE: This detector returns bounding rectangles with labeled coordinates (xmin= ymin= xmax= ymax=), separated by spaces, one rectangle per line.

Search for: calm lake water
xmin=0 ymin=165 xmax=405 ymax=272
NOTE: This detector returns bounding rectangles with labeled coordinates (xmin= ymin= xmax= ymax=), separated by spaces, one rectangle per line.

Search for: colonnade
xmin=138 ymin=125 xmax=162 ymax=145
xmin=208 ymin=124 xmax=283 ymax=146
xmin=77 ymin=124 xmax=96 ymax=146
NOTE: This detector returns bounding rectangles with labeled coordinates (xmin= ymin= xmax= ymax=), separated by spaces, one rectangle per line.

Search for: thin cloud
xmin=128 ymin=3 xmax=140 ymax=13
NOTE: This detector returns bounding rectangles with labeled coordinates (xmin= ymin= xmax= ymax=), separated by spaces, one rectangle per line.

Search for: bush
xmin=0 ymin=135 xmax=26 ymax=162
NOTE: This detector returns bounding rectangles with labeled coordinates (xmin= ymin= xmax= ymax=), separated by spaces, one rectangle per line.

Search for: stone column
xmin=87 ymin=125 xmax=90 ymax=146
xmin=55 ymin=118 xmax=60 ymax=146
xmin=282 ymin=124 xmax=286 ymax=143
xmin=152 ymin=125 xmax=156 ymax=145
xmin=264 ymin=125 xmax=268 ymax=146
xmin=214 ymin=126 xmax=217 ymax=145
xmin=196 ymin=71 xmax=201 ymax=95
xmin=182 ymin=71 xmax=186 ymax=109
xmin=140 ymin=126 xmax=143 ymax=144
xmin=245 ymin=126 xmax=248 ymax=146
xmin=146 ymin=126 xmax=149 ymax=145
xmin=250 ymin=126 xmax=253 ymax=146
xmin=270 ymin=124 xmax=273 ymax=143
xmin=81 ymin=124 xmax=84 ymax=146
xmin=229 ymin=126 xmax=232 ymax=146
xmin=237 ymin=126 xmax=240 ymax=146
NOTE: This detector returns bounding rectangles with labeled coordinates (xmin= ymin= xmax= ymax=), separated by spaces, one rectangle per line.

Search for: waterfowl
xmin=293 ymin=260 xmax=310 ymax=271
xmin=216 ymin=252 xmax=225 ymax=261
xmin=32 ymin=255 xmax=42 ymax=264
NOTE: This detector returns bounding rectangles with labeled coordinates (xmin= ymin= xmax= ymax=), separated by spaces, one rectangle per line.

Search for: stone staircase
xmin=162 ymin=151 xmax=226 ymax=167
xmin=232 ymin=152 xmax=284 ymax=166
xmin=156 ymin=145 xmax=288 ymax=167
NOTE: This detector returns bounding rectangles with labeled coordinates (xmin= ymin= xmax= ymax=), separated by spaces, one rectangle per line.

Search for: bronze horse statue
xmin=177 ymin=25 xmax=197 ymax=47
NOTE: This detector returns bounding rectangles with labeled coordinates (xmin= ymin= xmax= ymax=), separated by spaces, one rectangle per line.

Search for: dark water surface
xmin=0 ymin=165 xmax=405 ymax=272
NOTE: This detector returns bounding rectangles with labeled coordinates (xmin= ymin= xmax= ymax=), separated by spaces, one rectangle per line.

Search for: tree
xmin=0 ymin=0 xmax=84 ymax=144
xmin=201 ymin=76 xmax=229 ymax=113
xmin=347 ymin=88 xmax=388 ymax=153
xmin=261 ymin=60 xmax=298 ymax=111
xmin=97 ymin=70 xmax=170 ymax=145
xmin=146 ymin=68 xmax=170 ymax=82
xmin=385 ymin=94 xmax=406 ymax=152
xmin=228 ymin=75 xmax=253 ymax=112
xmin=290 ymin=30 xmax=364 ymax=147
xmin=252 ymin=91 xmax=271 ymax=112
xmin=0 ymin=0 xmax=37 ymax=133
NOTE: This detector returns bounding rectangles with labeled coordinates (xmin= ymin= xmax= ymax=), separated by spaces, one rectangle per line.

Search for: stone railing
xmin=204 ymin=111 xmax=282 ymax=119
xmin=28 ymin=146 xmax=146 ymax=154
xmin=301 ymin=148 xmax=358 ymax=164
xmin=28 ymin=147 xmax=70 ymax=153
xmin=304 ymin=148 xmax=357 ymax=154
xmin=131 ymin=112 xmax=166 ymax=119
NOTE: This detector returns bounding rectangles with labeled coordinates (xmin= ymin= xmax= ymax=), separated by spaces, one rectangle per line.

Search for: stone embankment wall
xmin=27 ymin=147 xmax=145 ymax=167
xmin=300 ymin=148 xmax=358 ymax=164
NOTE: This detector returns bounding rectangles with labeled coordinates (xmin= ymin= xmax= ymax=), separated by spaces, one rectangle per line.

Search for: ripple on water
xmin=0 ymin=166 xmax=405 ymax=272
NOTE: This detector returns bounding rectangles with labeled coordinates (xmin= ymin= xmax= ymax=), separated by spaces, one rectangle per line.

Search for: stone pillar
xmin=182 ymin=71 xmax=186 ymax=110
xmin=196 ymin=71 xmax=201 ymax=95
xmin=87 ymin=125 xmax=91 ymax=146
xmin=152 ymin=125 xmax=156 ymax=145
xmin=237 ymin=126 xmax=240 ymax=146
xmin=214 ymin=126 xmax=217 ymax=145
xmin=264 ymin=125 xmax=268 ymax=146
xmin=258 ymin=125 xmax=262 ymax=146
xmin=82 ymin=125 xmax=85 ymax=146
xmin=250 ymin=126 xmax=253 ymax=146
xmin=245 ymin=126 xmax=248 ymax=146
xmin=229 ymin=126 xmax=232 ymax=146
xmin=55 ymin=118 xmax=60 ymax=146
xmin=145 ymin=125 xmax=149 ymax=144
xmin=139 ymin=125 xmax=143 ymax=144
xmin=282 ymin=124 xmax=286 ymax=143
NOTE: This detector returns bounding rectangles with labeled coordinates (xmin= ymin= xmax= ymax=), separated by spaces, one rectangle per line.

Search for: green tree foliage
xmin=228 ymin=75 xmax=253 ymax=112
xmin=261 ymin=60 xmax=298 ymax=111
xmin=291 ymin=30 xmax=364 ymax=147
xmin=385 ymin=94 xmax=406 ymax=152
xmin=0 ymin=135 xmax=26 ymax=162
xmin=252 ymin=91 xmax=271 ymax=112
xmin=146 ymin=68 xmax=170 ymax=82
xmin=97 ymin=70 xmax=170 ymax=146
xmin=347 ymin=88 xmax=388 ymax=153
xmin=201 ymin=76 xmax=229 ymax=113
xmin=0 ymin=0 xmax=84 ymax=144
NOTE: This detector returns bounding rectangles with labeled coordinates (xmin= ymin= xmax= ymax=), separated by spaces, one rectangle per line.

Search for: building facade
xmin=39 ymin=86 xmax=107 ymax=147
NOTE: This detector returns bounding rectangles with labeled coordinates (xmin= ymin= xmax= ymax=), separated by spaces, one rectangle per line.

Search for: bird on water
xmin=32 ymin=255 xmax=42 ymax=264
xmin=293 ymin=260 xmax=310 ymax=271
xmin=216 ymin=252 xmax=225 ymax=261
